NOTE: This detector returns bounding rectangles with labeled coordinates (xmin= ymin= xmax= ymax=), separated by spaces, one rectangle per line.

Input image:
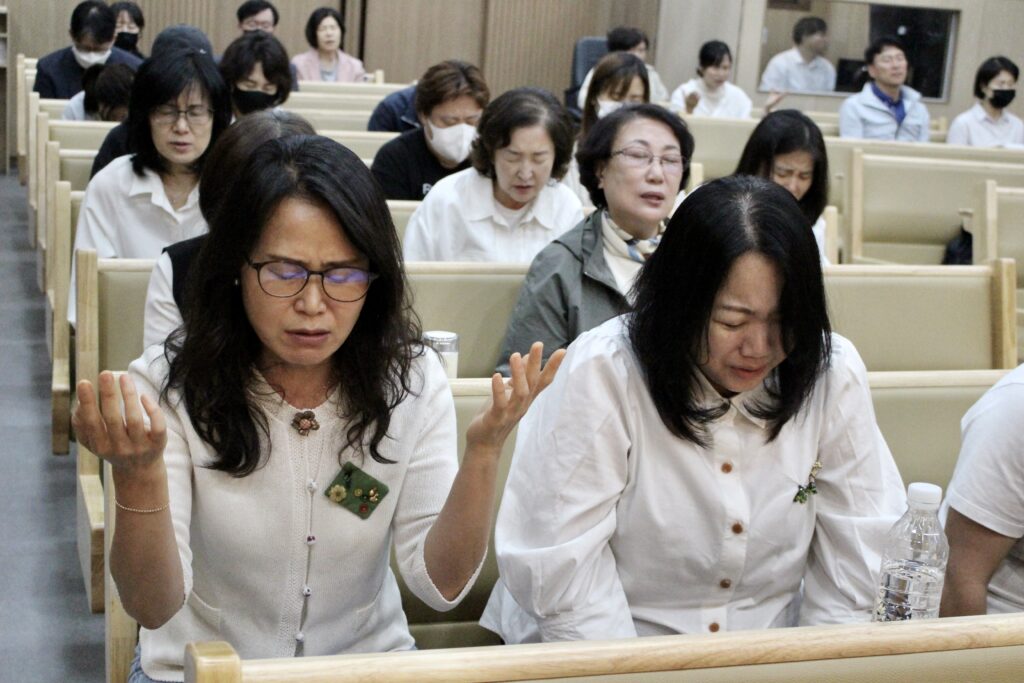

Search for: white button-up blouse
xmin=481 ymin=317 xmax=907 ymax=643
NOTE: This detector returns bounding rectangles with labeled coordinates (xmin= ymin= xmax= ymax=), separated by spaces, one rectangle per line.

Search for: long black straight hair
xmin=628 ymin=175 xmax=831 ymax=446
xmin=164 ymin=134 xmax=421 ymax=476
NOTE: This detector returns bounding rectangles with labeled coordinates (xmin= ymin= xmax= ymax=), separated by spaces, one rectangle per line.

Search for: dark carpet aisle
xmin=0 ymin=169 xmax=105 ymax=682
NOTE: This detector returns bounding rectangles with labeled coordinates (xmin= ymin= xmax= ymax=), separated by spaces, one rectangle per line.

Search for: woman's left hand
xmin=465 ymin=342 xmax=565 ymax=457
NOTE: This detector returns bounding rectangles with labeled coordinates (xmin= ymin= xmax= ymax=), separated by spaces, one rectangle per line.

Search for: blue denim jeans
xmin=127 ymin=644 xmax=172 ymax=683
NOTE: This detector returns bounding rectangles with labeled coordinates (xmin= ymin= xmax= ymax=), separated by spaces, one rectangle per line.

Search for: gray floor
xmin=0 ymin=169 xmax=105 ymax=682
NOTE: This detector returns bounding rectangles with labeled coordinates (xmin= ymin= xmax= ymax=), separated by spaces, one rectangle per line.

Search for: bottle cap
xmin=907 ymin=482 xmax=942 ymax=508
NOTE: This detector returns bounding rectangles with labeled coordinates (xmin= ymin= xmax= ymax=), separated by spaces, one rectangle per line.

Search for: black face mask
xmin=232 ymin=88 xmax=277 ymax=115
xmin=114 ymin=32 xmax=139 ymax=52
xmin=989 ymin=89 xmax=1016 ymax=109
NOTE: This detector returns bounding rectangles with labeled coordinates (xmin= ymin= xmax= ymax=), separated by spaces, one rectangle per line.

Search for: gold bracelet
xmin=115 ymin=499 xmax=169 ymax=514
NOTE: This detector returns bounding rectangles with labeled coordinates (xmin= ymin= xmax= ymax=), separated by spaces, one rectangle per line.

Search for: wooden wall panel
xmin=360 ymin=0 xmax=486 ymax=84
xmin=483 ymin=0 xmax=660 ymax=98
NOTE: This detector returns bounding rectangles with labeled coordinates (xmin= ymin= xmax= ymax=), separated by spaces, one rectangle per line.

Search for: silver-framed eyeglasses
xmin=150 ymin=105 xmax=214 ymax=128
xmin=612 ymin=147 xmax=684 ymax=174
xmin=247 ymin=259 xmax=378 ymax=303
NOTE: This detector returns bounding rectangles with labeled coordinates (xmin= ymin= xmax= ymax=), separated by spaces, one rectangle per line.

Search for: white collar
xmin=693 ymin=365 xmax=773 ymax=430
xmin=460 ymin=168 xmax=560 ymax=231
xmin=970 ymin=101 xmax=1007 ymax=124
xmin=128 ymin=163 xmax=199 ymax=215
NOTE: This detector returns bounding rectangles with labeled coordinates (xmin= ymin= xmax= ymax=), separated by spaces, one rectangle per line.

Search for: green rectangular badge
xmin=324 ymin=462 xmax=389 ymax=519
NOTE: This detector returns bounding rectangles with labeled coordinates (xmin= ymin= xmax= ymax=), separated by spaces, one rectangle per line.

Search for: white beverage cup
xmin=423 ymin=330 xmax=459 ymax=379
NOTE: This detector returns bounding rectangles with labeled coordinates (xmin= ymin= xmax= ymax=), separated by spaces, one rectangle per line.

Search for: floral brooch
xmin=793 ymin=460 xmax=822 ymax=504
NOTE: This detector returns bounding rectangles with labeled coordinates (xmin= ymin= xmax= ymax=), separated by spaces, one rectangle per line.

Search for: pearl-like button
xmin=295 ymin=632 xmax=305 ymax=642
xmin=306 ymin=479 xmax=318 ymax=493
xmin=306 ymin=534 xmax=317 ymax=545
xmin=720 ymin=578 xmax=732 ymax=589
xmin=302 ymin=585 xmax=312 ymax=597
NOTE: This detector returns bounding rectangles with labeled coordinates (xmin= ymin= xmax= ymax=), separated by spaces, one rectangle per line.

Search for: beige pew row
xmin=104 ymin=369 xmax=1010 ymax=682
xmin=847 ymin=151 xmax=1024 ymax=265
xmin=284 ymin=91 xmax=389 ymax=112
xmin=294 ymin=76 xmax=406 ymax=96
xmin=185 ymin=613 xmax=1024 ymax=683
xmin=975 ymin=180 xmax=1024 ymax=360
xmin=751 ymin=108 xmax=948 ymax=132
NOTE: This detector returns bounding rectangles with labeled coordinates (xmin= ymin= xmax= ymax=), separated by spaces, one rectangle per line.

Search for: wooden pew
xmin=825 ymin=261 xmax=1017 ymax=371
xmin=975 ymin=180 xmax=1024 ymax=360
xmin=184 ymin=613 xmax=1024 ymax=682
xmin=848 ymin=151 xmax=1024 ymax=264
xmin=319 ymin=129 xmax=397 ymax=159
xmin=295 ymin=80 xmax=406 ymax=97
xmin=73 ymin=252 xmax=154 ymax=612
xmin=285 ymin=91 xmax=385 ymax=112
xmin=406 ymin=263 xmax=528 ymax=378
xmin=49 ymin=183 xmax=84 ymax=454
xmin=284 ymin=107 xmax=371 ymax=131
xmin=387 ymin=199 xmax=420 ymax=243
xmin=825 ymin=138 xmax=1024 ymax=254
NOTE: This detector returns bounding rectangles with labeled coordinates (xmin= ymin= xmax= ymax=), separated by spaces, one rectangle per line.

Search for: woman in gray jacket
xmin=497 ymin=104 xmax=693 ymax=374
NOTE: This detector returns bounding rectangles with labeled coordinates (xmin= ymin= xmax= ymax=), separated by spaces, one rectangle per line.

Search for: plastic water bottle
xmin=872 ymin=482 xmax=949 ymax=622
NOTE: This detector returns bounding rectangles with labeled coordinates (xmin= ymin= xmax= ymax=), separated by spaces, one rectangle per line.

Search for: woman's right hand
xmin=72 ymin=370 xmax=167 ymax=472
xmin=685 ymin=90 xmax=701 ymax=114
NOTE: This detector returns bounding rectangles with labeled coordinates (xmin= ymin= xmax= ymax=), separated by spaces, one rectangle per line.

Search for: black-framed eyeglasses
xmin=150 ymin=105 xmax=214 ymax=128
xmin=247 ymin=259 xmax=378 ymax=303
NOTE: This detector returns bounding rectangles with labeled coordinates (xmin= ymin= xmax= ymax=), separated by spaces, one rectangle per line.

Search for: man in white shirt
xmin=940 ymin=364 xmax=1024 ymax=617
xmin=760 ymin=16 xmax=836 ymax=93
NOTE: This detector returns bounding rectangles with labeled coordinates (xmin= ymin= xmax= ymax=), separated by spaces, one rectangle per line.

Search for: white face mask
xmin=427 ymin=121 xmax=477 ymax=165
xmin=72 ymin=46 xmax=111 ymax=69
xmin=596 ymin=99 xmax=624 ymax=119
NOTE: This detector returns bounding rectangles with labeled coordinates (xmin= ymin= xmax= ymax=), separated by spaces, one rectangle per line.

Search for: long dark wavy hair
xmin=629 ymin=175 xmax=831 ymax=446
xmin=164 ymin=134 xmax=421 ymax=476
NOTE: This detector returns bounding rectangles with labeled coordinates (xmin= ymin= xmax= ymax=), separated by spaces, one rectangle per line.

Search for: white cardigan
xmin=131 ymin=346 xmax=475 ymax=681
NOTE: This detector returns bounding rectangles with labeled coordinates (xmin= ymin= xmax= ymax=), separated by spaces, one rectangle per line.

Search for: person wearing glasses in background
xmin=71 ymin=133 xmax=563 ymax=683
xmin=839 ymin=36 xmax=931 ymax=142
xmin=68 ymin=46 xmax=231 ymax=326
xmin=372 ymin=60 xmax=489 ymax=201
xmin=33 ymin=0 xmax=142 ymax=99
xmin=237 ymin=0 xmax=278 ymax=34
xmin=498 ymin=104 xmax=692 ymax=374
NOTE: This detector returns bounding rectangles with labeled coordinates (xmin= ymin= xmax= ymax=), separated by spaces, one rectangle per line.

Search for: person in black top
xmin=111 ymin=2 xmax=146 ymax=59
xmin=371 ymin=60 xmax=489 ymax=200
xmin=34 ymin=1 xmax=143 ymax=99
xmin=368 ymin=85 xmax=418 ymax=133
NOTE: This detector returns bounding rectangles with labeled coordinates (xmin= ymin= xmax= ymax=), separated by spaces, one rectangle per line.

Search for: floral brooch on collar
xmin=793 ymin=460 xmax=823 ymax=504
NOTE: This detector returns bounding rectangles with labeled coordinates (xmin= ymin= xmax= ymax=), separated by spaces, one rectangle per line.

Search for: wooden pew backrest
xmin=320 ymin=129 xmax=397 ymax=160
xmin=682 ymin=115 xmax=757 ymax=180
xmin=184 ymin=613 xmax=1024 ymax=682
xmin=286 ymin=108 xmax=371 ymax=132
xmin=387 ymin=200 xmax=420 ymax=243
xmin=824 ymin=262 xmax=1017 ymax=371
xmin=869 ymin=369 xmax=1007 ymax=489
xmin=285 ymin=91 xmax=384 ymax=112
xmin=295 ymin=80 xmax=407 ymax=96
xmin=406 ymin=263 xmax=527 ymax=378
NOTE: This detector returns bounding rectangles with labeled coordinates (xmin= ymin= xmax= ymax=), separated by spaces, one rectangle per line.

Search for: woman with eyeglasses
xmin=69 ymin=46 xmax=231 ymax=325
xmin=497 ymin=104 xmax=692 ymax=374
xmin=482 ymin=175 xmax=906 ymax=644
xmin=72 ymin=134 xmax=563 ymax=681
